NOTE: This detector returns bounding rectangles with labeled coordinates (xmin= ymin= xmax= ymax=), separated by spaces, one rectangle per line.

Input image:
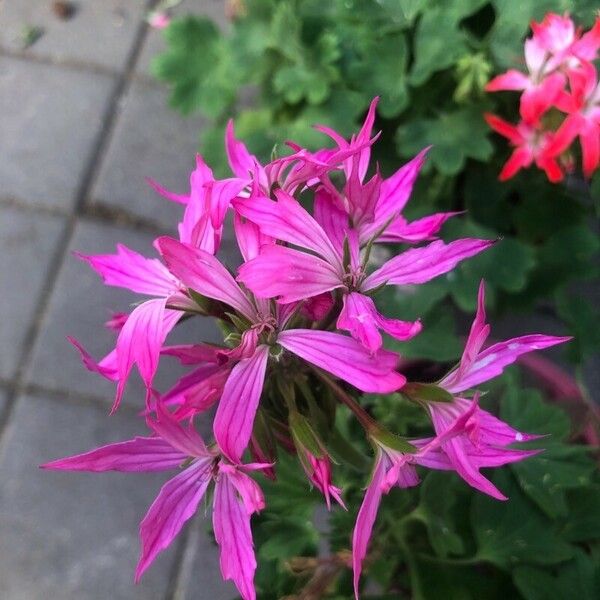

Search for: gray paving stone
xmin=0 ymin=0 xmax=147 ymax=71
xmin=175 ymin=518 xmax=236 ymax=600
xmin=0 ymin=206 xmax=65 ymax=379
xmin=0 ymin=392 xmax=178 ymax=600
xmin=25 ymin=218 xmax=239 ymax=409
xmin=92 ymin=80 xmax=206 ymax=228
xmin=136 ymin=0 xmax=230 ymax=78
xmin=0 ymin=57 xmax=115 ymax=209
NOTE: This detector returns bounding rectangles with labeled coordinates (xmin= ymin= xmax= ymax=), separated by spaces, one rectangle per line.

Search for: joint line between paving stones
xmin=0 ymin=0 xmax=161 ymax=450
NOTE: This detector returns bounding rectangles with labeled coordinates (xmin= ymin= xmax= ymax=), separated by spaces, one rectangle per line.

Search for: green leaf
xmin=152 ymin=17 xmax=238 ymax=117
xmin=556 ymin=292 xmax=600 ymax=363
xmin=410 ymin=1 xmax=488 ymax=86
xmin=348 ymin=32 xmax=409 ymax=118
xmin=443 ymin=219 xmax=536 ymax=310
xmin=558 ymin=486 xmax=600 ymax=543
xmin=257 ymin=514 xmax=319 ymax=561
xmin=499 ymin=383 xmax=595 ymax=518
xmin=513 ymin=551 xmax=600 ymax=600
xmin=397 ymin=108 xmax=493 ymax=175
xmin=389 ymin=305 xmax=461 ymax=362
xmin=418 ymin=472 xmax=465 ymax=558
xmin=471 ymin=471 xmax=575 ymax=568
xmin=377 ymin=279 xmax=448 ymax=322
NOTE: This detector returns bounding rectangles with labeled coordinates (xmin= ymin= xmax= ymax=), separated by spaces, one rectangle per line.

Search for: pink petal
xmin=114 ymin=300 xmax=182 ymax=412
xmin=136 ymin=458 xmax=213 ymax=582
xmin=237 ymin=244 xmax=342 ymax=303
xmin=147 ymin=401 xmax=210 ymax=457
xmin=146 ymin=177 xmax=189 ymax=204
xmin=234 ymin=189 xmax=342 ymax=267
xmin=208 ymin=178 xmax=248 ymax=229
xmin=41 ymin=436 xmax=187 ymax=472
xmin=161 ymin=344 xmax=222 ymax=365
xmin=278 ymin=329 xmax=406 ymax=393
xmin=441 ymin=334 xmax=571 ymax=394
xmin=214 ymin=345 xmax=269 ymax=463
xmin=485 ymin=70 xmax=530 ymax=92
xmin=337 ymin=292 xmax=421 ymax=353
xmin=301 ymin=292 xmax=334 ymax=321
xmin=313 ymin=187 xmax=349 ymax=253
xmin=68 ymin=337 xmax=118 ymax=381
xmin=580 ymin=121 xmax=600 ymax=178
xmin=234 ymin=212 xmax=274 ymax=262
xmin=352 ymin=454 xmax=386 ymax=600
xmin=484 ymin=113 xmax=525 ymax=145
xmin=377 ymin=212 xmax=459 ymax=244
xmin=225 ymin=120 xmax=261 ymax=183
xmin=219 ymin=464 xmax=266 ymax=514
xmin=76 ymin=244 xmax=179 ymax=297
xmin=363 ymin=239 xmax=494 ymax=291
xmin=213 ymin=475 xmax=258 ymax=600
xmin=361 ymin=149 xmax=429 ymax=241
xmin=519 ymin=73 xmax=565 ymax=124
xmin=157 ymin=237 xmax=257 ymax=321
xmin=499 ymin=146 xmax=534 ymax=180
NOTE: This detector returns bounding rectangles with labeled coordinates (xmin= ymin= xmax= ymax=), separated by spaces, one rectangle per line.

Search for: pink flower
xmin=157 ymin=236 xmax=407 ymax=463
xmin=42 ymin=403 xmax=267 ymax=600
xmin=72 ymin=244 xmax=193 ymax=412
xmin=484 ymin=113 xmax=564 ymax=182
xmin=547 ymin=60 xmax=600 ymax=178
xmin=236 ymin=189 xmax=492 ymax=352
xmin=148 ymin=11 xmax=171 ymax=30
xmin=420 ymin=281 xmax=571 ymax=499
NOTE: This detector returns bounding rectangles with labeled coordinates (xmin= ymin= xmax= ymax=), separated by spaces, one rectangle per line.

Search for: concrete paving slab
xmin=0 ymin=0 xmax=147 ymax=71
xmin=91 ymin=80 xmax=206 ymax=229
xmin=0 ymin=206 xmax=65 ymax=379
xmin=0 ymin=392 xmax=177 ymax=600
xmin=0 ymin=56 xmax=115 ymax=209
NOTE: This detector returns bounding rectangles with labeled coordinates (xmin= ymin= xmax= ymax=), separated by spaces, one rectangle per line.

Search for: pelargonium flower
xmin=156 ymin=235 xmax=406 ymax=463
xmin=547 ymin=60 xmax=600 ymax=177
xmin=484 ymin=113 xmax=564 ymax=181
xmin=236 ymin=188 xmax=492 ymax=352
xmin=42 ymin=403 xmax=268 ymax=600
xmin=421 ymin=281 xmax=570 ymax=499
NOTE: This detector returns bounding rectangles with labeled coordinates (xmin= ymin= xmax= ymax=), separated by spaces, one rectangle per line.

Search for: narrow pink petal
xmin=41 ymin=436 xmax=187 ymax=472
xmin=441 ymin=334 xmax=571 ymax=394
xmin=157 ymin=237 xmax=257 ymax=321
xmin=77 ymin=243 xmax=179 ymax=296
xmin=580 ymin=121 xmax=600 ymax=178
xmin=313 ymin=187 xmax=349 ymax=253
xmin=519 ymin=73 xmax=565 ymax=124
xmin=161 ymin=344 xmax=222 ymax=365
xmin=146 ymin=177 xmax=189 ymax=204
xmin=237 ymin=245 xmax=342 ymax=303
xmin=148 ymin=401 xmax=210 ymax=457
xmin=484 ymin=113 xmax=525 ymax=145
xmin=485 ymin=70 xmax=530 ymax=92
xmin=219 ymin=464 xmax=266 ymax=514
xmin=214 ymin=345 xmax=269 ymax=463
xmin=208 ymin=178 xmax=248 ymax=228
xmin=363 ymin=239 xmax=494 ymax=290
xmin=234 ymin=190 xmax=342 ymax=267
xmin=301 ymin=292 xmax=334 ymax=321
xmin=377 ymin=212 xmax=459 ymax=244
xmin=68 ymin=337 xmax=118 ymax=381
xmin=337 ymin=292 xmax=422 ymax=353
xmin=225 ymin=119 xmax=258 ymax=181
xmin=361 ymin=148 xmax=429 ymax=240
xmin=213 ymin=475 xmax=258 ymax=600
xmin=278 ymin=329 xmax=405 ymax=393
xmin=114 ymin=300 xmax=182 ymax=412
xmin=449 ymin=280 xmax=490 ymax=386
xmin=352 ymin=454 xmax=386 ymax=600
xmin=234 ymin=212 xmax=274 ymax=262
xmin=136 ymin=458 xmax=213 ymax=582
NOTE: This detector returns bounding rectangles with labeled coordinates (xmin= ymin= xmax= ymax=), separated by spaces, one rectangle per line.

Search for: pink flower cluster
xmin=485 ymin=13 xmax=600 ymax=181
xmin=42 ymin=99 xmax=568 ymax=600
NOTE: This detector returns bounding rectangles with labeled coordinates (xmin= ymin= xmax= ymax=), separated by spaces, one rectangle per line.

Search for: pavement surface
xmin=0 ymin=1 xmax=235 ymax=598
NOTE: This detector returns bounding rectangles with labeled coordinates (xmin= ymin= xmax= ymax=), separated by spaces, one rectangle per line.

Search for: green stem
xmin=311 ymin=367 xmax=377 ymax=431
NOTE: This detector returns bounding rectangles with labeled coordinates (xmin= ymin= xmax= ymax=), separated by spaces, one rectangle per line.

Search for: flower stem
xmin=311 ymin=367 xmax=377 ymax=431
